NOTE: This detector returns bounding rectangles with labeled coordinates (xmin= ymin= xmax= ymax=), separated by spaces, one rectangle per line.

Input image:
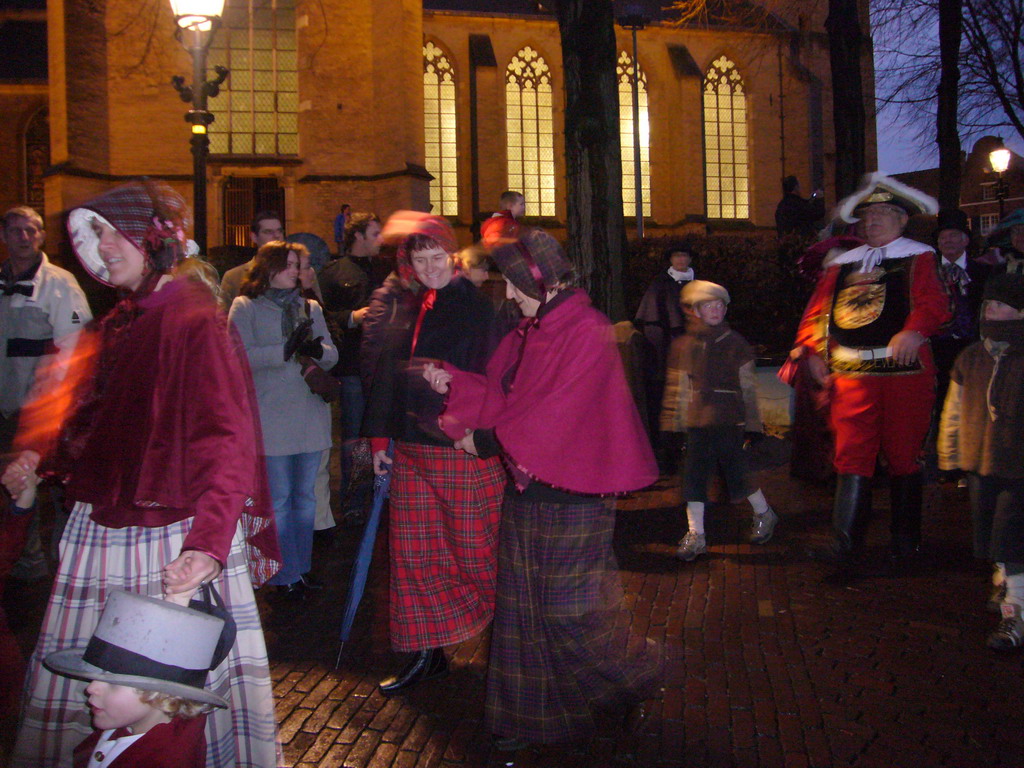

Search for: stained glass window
xmin=703 ymin=56 xmax=749 ymax=220
xmin=618 ymin=50 xmax=651 ymax=217
xmin=505 ymin=47 xmax=555 ymax=217
xmin=423 ymin=41 xmax=458 ymax=216
xmin=208 ymin=0 xmax=298 ymax=155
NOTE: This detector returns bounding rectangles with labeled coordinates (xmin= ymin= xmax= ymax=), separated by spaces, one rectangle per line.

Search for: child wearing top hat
xmin=44 ymin=589 xmax=231 ymax=768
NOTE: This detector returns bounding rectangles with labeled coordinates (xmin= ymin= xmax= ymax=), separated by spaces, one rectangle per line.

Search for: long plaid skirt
xmin=389 ymin=442 xmax=504 ymax=651
xmin=485 ymin=496 xmax=662 ymax=744
xmin=13 ymin=502 xmax=279 ymax=768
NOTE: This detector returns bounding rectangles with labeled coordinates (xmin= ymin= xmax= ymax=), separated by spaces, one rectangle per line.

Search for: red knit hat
xmin=381 ymin=210 xmax=458 ymax=286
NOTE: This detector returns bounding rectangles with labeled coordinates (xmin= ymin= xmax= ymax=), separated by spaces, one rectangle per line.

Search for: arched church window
xmin=24 ymin=107 xmax=49 ymax=216
xmin=617 ymin=50 xmax=651 ymax=217
xmin=505 ymin=46 xmax=555 ymax=217
xmin=702 ymin=56 xmax=749 ymax=220
xmin=423 ymin=41 xmax=458 ymax=216
xmin=208 ymin=0 xmax=298 ymax=155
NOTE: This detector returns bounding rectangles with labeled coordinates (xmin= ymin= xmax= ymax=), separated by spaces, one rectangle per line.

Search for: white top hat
xmin=45 ymin=590 xmax=229 ymax=708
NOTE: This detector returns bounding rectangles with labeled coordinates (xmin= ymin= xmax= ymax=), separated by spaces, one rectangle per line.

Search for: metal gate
xmin=222 ymin=177 xmax=285 ymax=246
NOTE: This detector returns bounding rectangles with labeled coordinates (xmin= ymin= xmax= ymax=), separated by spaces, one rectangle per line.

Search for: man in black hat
xmin=931 ymin=209 xmax=990 ymax=425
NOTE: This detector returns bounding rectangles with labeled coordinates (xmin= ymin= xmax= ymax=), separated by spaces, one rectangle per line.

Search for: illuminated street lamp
xmin=616 ymin=2 xmax=650 ymax=239
xmin=170 ymin=0 xmax=229 ymax=255
xmin=989 ymin=143 xmax=1011 ymax=220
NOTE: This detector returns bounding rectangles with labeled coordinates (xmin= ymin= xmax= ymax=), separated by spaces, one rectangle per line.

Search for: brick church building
xmin=0 ymin=0 xmax=875 ymax=253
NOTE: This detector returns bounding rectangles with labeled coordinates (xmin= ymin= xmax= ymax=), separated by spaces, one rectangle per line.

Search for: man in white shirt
xmin=0 ymin=205 xmax=92 ymax=579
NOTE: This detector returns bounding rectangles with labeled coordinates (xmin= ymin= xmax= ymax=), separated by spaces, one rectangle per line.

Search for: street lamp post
xmin=616 ymin=4 xmax=650 ymax=240
xmin=170 ymin=0 xmax=229 ymax=255
xmin=990 ymin=144 xmax=1011 ymax=220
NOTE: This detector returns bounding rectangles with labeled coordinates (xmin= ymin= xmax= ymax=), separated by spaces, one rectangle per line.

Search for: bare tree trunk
xmin=826 ymin=0 xmax=867 ymax=197
xmin=552 ymin=0 xmax=627 ymax=321
xmin=937 ymin=0 xmax=963 ymax=209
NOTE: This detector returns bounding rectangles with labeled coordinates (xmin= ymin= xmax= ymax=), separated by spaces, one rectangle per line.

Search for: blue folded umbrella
xmin=336 ymin=440 xmax=393 ymax=667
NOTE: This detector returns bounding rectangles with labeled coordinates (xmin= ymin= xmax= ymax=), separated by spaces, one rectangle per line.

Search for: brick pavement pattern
xmin=7 ymin=462 xmax=1024 ymax=768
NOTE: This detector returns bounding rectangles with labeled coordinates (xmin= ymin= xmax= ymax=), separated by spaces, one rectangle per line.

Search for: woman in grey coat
xmin=229 ymin=241 xmax=338 ymax=599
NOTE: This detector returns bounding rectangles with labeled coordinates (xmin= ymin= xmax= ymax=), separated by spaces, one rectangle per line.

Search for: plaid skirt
xmin=389 ymin=442 xmax=504 ymax=651
xmin=12 ymin=502 xmax=279 ymax=768
xmin=485 ymin=496 xmax=663 ymax=744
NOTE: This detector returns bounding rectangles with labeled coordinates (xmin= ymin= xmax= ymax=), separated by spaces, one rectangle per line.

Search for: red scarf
xmin=410 ymin=288 xmax=436 ymax=355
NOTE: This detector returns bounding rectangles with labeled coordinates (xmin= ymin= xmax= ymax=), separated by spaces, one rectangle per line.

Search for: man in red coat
xmin=790 ymin=173 xmax=952 ymax=568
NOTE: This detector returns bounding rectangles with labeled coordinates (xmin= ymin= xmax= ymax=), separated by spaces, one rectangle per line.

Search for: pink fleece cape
xmin=440 ymin=291 xmax=657 ymax=496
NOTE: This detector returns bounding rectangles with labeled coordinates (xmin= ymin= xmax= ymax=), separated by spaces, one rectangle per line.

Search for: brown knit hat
xmin=492 ymin=229 xmax=573 ymax=300
xmin=983 ymin=272 xmax=1024 ymax=311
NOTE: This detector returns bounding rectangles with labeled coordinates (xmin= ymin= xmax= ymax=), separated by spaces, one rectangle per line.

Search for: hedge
xmin=624 ymin=233 xmax=816 ymax=359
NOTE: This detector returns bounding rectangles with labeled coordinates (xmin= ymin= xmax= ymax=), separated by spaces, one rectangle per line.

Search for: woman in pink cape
xmin=425 ymin=229 xmax=662 ymax=750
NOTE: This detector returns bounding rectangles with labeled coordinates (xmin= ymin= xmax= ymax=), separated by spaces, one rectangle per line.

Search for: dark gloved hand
xmin=283 ymin=319 xmax=314 ymax=362
xmin=296 ymin=335 xmax=324 ymax=360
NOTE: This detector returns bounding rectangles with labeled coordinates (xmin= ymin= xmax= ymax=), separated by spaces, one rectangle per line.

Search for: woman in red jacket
xmin=3 ymin=181 xmax=280 ymax=767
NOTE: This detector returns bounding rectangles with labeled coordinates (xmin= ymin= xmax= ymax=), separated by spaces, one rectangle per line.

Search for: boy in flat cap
xmin=662 ymin=280 xmax=778 ymax=561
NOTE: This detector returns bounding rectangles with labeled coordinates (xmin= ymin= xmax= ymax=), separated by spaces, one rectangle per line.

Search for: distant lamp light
xmin=169 ymin=0 xmax=227 ymax=255
xmin=990 ymin=147 xmax=1011 ymax=175
xmin=171 ymin=0 xmax=225 ymax=30
xmin=989 ymin=142 xmax=1012 ymax=219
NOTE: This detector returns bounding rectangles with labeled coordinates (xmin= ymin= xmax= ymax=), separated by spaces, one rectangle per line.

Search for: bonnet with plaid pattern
xmin=67 ymin=181 xmax=191 ymax=287
xmin=491 ymin=229 xmax=573 ymax=301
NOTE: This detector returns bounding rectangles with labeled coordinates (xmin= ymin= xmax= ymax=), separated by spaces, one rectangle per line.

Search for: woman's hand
xmin=454 ymin=429 xmax=478 ymax=456
xmin=162 ymin=550 xmax=222 ymax=604
xmin=422 ymin=362 xmax=452 ymax=394
xmin=372 ymin=449 xmax=393 ymax=476
xmin=2 ymin=450 xmax=40 ymax=498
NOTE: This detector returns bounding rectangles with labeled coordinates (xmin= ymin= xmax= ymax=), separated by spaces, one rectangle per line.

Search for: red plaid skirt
xmin=389 ymin=442 xmax=505 ymax=651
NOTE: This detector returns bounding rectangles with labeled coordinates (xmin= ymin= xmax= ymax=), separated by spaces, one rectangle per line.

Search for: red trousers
xmin=830 ymin=371 xmax=935 ymax=477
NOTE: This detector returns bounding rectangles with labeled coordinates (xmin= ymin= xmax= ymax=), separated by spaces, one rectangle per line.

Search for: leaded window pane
xmin=702 ymin=56 xmax=749 ymax=220
xmin=208 ymin=0 xmax=298 ymax=156
xmin=506 ymin=47 xmax=556 ymax=216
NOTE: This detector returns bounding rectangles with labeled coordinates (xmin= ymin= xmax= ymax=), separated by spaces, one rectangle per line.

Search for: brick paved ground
xmin=6 ymin=457 xmax=1024 ymax=768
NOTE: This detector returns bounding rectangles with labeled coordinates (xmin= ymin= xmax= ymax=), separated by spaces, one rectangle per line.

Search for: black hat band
xmin=83 ymin=636 xmax=209 ymax=689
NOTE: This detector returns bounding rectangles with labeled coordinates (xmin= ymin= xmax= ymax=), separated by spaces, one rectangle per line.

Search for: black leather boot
xmin=811 ymin=474 xmax=872 ymax=564
xmin=379 ymin=648 xmax=448 ymax=696
xmin=889 ymin=472 xmax=923 ymax=562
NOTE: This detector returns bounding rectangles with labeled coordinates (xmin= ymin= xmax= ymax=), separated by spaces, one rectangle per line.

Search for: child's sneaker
xmin=987 ymin=602 xmax=1024 ymax=650
xmin=676 ymin=531 xmax=707 ymax=562
xmin=749 ymin=507 xmax=778 ymax=545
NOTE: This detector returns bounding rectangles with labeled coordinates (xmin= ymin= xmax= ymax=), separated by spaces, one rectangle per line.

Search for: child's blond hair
xmin=456 ymin=244 xmax=492 ymax=273
xmin=137 ymin=688 xmax=216 ymax=719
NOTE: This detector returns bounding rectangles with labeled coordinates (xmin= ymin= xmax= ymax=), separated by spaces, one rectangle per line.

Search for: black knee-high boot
xmin=812 ymin=474 xmax=872 ymax=563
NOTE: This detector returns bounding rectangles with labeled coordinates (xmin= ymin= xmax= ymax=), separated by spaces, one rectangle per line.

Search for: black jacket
xmin=361 ymin=276 xmax=495 ymax=446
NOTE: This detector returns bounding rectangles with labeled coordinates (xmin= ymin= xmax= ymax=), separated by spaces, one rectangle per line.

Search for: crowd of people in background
xmin=1 ymin=168 xmax=1024 ymax=765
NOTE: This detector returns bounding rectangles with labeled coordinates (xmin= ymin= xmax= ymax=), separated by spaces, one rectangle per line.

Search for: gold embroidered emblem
xmin=834 ymin=269 xmax=886 ymax=329
xmin=864 ymin=189 xmax=894 ymax=203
